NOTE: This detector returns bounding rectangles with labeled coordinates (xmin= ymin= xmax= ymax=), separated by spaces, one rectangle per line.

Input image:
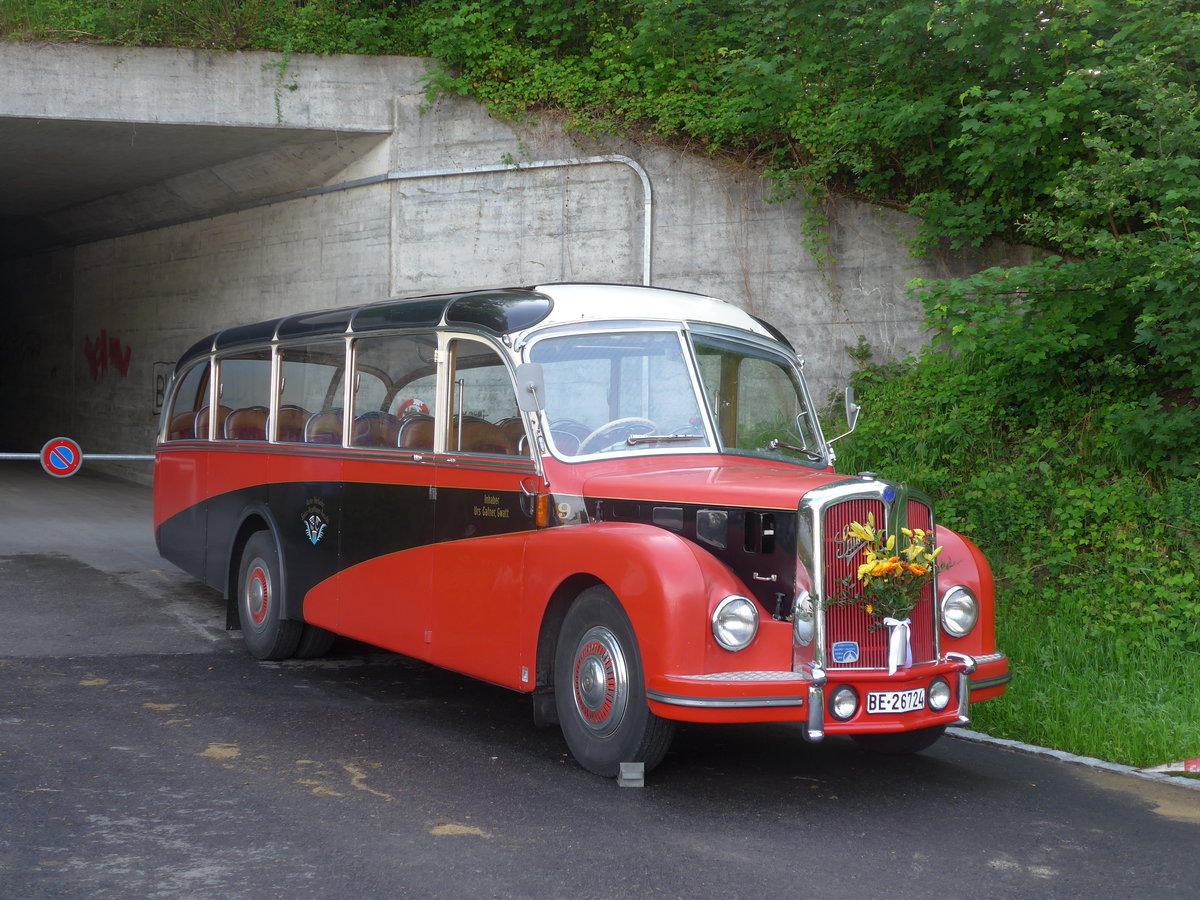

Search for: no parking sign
xmin=40 ymin=437 xmax=83 ymax=478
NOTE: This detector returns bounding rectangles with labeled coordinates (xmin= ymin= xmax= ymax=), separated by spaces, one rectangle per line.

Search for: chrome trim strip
xmin=971 ymin=652 xmax=1007 ymax=666
xmin=672 ymin=671 xmax=810 ymax=683
xmin=646 ymin=690 xmax=805 ymax=710
xmin=970 ymin=673 xmax=1013 ymax=691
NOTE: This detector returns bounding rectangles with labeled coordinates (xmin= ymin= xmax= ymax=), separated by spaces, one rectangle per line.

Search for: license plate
xmin=865 ymin=688 xmax=925 ymax=715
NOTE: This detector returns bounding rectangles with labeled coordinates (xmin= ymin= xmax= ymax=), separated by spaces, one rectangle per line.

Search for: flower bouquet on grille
xmin=837 ymin=513 xmax=944 ymax=673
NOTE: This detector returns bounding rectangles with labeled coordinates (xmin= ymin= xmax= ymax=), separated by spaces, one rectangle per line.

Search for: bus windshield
xmin=528 ymin=331 xmax=710 ymax=456
xmin=527 ymin=328 xmax=826 ymax=465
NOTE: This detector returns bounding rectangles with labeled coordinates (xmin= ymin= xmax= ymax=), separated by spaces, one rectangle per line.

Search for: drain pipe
xmin=197 ymin=154 xmax=655 ymax=285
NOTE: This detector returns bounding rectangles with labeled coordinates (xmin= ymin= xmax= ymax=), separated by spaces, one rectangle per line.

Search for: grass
xmin=970 ymin=606 xmax=1200 ymax=770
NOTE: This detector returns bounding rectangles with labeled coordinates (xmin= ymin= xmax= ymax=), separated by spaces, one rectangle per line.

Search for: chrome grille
xmin=821 ymin=495 xmax=936 ymax=669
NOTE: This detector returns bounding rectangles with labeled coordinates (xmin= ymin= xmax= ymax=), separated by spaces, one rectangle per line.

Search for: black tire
xmin=851 ymin=725 xmax=946 ymax=755
xmin=294 ymin=624 xmax=336 ymax=659
xmin=554 ymin=585 xmax=675 ymax=777
xmin=237 ymin=531 xmax=302 ymax=660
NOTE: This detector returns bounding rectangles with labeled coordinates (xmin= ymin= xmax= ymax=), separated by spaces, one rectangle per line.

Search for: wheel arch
xmin=531 ymin=573 xmax=605 ymax=725
xmin=223 ymin=506 xmax=296 ymax=630
xmin=524 ymin=522 xmax=753 ymax=707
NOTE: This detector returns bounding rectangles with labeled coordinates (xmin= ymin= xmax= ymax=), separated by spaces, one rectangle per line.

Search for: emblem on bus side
xmin=303 ymin=497 xmax=329 ymax=546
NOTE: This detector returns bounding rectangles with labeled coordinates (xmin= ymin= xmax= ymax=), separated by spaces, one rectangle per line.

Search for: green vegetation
xmin=4 ymin=1 xmax=1198 ymax=768
xmin=835 ymin=341 xmax=1200 ymax=766
xmin=0 ymin=0 xmax=425 ymax=54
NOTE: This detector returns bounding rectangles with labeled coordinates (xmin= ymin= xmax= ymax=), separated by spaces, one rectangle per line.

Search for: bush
xmin=835 ymin=341 xmax=1200 ymax=654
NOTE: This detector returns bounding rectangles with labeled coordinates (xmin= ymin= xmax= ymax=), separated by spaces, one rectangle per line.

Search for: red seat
xmin=397 ymin=414 xmax=434 ymax=450
xmin=273 ymin=406 xmax=310 ymax=443
xmin=194 ymin=406 xmax=231 ymax=440
xmin=305 ymin=410 xmax=343 ymax=444
xmin=168 ymin=412 xmax=196 ymax=441
xmin=352 ymin=411 xmax=403 ymax=448
xmin=224 ymin=407 xmax=268 ymax=441
xmin=453 ymin=418 xmax=514 ymax=455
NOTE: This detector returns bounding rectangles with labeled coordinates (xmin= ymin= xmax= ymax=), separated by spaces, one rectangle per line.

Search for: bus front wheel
xmin=237 ymin=532 xmax=302 ymax=660
xmin=553 ymin=586 xmax=675 ymax=777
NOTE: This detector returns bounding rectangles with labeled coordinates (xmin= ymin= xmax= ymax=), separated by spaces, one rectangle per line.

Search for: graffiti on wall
xmin=84 ymin=331 xmax=132 ymax=380
xmin=153 ymin=361 xmax=174 ymax=414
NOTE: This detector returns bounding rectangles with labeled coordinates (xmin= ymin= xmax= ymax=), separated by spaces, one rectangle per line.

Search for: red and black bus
xmin=155 ymin=283 xmax=1009 ymax=776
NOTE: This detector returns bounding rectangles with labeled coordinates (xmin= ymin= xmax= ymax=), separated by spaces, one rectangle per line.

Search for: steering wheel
xmin=578 ymin=417 xmax=658 ymax=454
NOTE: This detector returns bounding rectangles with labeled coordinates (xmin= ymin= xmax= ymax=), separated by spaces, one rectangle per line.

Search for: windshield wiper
xmin=766 ymin=437 xmax=823 ymax=461
xmin=626 ymin=433 xmax=705 ymax=445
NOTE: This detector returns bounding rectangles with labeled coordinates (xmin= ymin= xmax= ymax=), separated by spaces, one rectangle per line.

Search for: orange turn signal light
xmin=534 ymin=492 xmax=551 ymax=528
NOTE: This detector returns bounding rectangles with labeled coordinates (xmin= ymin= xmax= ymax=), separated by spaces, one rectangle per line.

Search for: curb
xmin=948 ymin=727 xmax=1200 ymax=792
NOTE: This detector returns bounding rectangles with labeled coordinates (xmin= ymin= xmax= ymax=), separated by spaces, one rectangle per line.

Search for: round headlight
xmin=792 ymin=590 xmax=815 ymax=646
xmin=928 ymin=677 xmax=952 ymax=711
xmin=712 ymin=595 xmax=759 ymax=651
xmin=828 ymin=686 xmax=859 ymax=721
xmin=940 ymin=585 xmax=979 ymax=638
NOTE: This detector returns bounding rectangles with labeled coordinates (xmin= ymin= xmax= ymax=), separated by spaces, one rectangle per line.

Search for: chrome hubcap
xmin=246 ymin=563 xmax=269 ymax=626
xmin=572 ymin=626 xmax=629 ymax=737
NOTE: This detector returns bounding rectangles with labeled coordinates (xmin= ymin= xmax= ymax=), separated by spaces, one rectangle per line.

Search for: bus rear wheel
xmin=553 ymin=586 xmax=675 ymax=777
xmin=237 ymin=532 xmax=302 ymax=660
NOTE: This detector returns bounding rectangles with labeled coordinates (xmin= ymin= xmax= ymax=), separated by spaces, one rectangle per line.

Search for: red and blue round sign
xmin=40 ymin=437 xmax=83 ymax=478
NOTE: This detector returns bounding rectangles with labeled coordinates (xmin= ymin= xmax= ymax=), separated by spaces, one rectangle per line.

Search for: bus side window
xmin=164 ymin=360 xmax=209 ymax=441
xmin=353 ymin=333 xmax=437 ymax=449
xmin=278 ymin=342 xmax=345 ymax=443
xmin=447 ymin=339 xmax=527 ymax=457
xmin=217 ymin=350 xmax=271 ymax=441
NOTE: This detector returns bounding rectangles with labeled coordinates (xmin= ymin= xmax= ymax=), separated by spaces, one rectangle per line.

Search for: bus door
xmin=331 ymin=332 xmax=440 ymax=659
xmin=267 ymin=341 xmax=349 ymax=637
xmin=429 ymin=336 xmax=543 ymax=688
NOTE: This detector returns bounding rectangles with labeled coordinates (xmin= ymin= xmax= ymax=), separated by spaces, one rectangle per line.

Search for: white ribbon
xmin=883 ymin=617 xmax=912 ymax=675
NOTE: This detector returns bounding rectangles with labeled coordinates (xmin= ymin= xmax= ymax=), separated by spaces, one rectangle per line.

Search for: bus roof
xmin=175 ymin=283 xmax=783 ymax=370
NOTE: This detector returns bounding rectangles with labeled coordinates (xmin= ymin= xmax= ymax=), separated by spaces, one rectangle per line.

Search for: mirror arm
xmin=826 ymin=386 xmax=861 ymax=447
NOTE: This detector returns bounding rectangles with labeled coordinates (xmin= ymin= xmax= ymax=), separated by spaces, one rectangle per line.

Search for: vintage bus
xmin=154 ymin=283 xmax=1009 ymax=776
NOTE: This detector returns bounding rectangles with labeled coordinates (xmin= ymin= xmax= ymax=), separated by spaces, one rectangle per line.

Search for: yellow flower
xmin=848 ymin=521 xmax=875 ymax=543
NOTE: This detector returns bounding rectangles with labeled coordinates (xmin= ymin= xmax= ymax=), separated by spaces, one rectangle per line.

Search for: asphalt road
xmin=1 ymin=463 xmax=1198 ymax=899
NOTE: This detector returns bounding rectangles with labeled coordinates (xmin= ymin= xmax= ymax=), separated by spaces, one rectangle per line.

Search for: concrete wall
xmin=0 ymin=44 xmax=1026 ymax=481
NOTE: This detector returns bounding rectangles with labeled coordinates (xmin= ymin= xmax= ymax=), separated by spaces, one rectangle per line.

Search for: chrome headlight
xmin=712 ymin=595 xmax=759 ymax=651
xmin=792 ymin=590 xmax=815 ymax=646
xmin=928 ymin=677 xmax=952 ymax=711
xmin=940 ymin=585 xmax=979 ymax=637
xmin=828 ymin=686 xmax=859 ymax=721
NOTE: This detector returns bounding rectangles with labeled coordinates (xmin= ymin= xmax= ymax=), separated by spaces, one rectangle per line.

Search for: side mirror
xmin=827 ymin=386 xmax=861 ymax=446
xmin=845 ymin=386 xmax=861 ymax=433
xmin=514 ymin=363 xmax=546 ymax=413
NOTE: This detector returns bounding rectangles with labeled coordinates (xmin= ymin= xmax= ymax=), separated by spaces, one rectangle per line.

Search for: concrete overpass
xmin=0 ymin=41 xmax=1019 ymax=479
